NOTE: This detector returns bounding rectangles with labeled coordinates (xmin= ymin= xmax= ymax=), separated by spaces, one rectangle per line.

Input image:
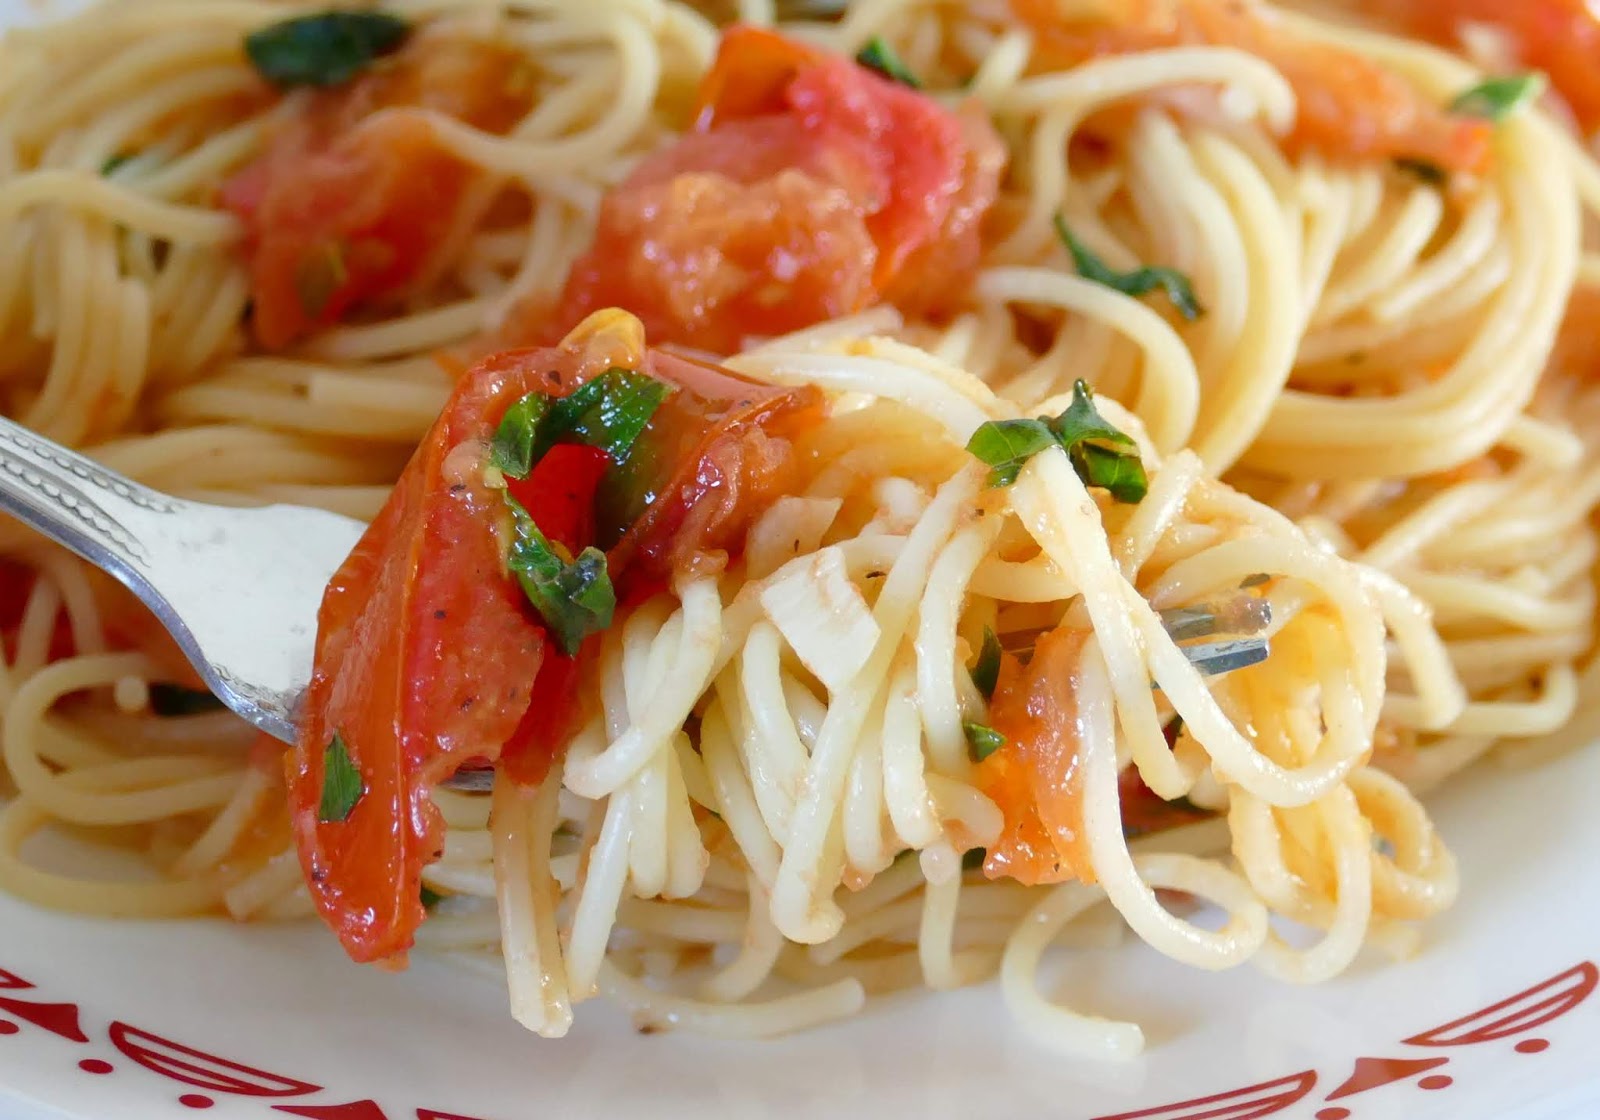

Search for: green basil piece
xmin=855 ymin=37 xmax=921 ymax=89
xmin=420 ymin=885 xmax=443 ymax=909
xmin=1450 ymin=73 xmax=1544 ymax=121
xmin=245 ymin=10 xmax=411 ymax=89
xmin=319 ymin=732 xmax=362 ymax=823
xmin=293 ymin=241 xmax=347 ymax=319
xmin=964 ymin=418 xmax=1056 ymax=488
xmin=505 ymin=494 xmax=616 ymax=656
xmin=537 ymin=368 xmax=672 ymax=466
xmin=966 ymin=380 xmax=1148 ymax=502
xmin=489 ymin=392 xmax=550 ymax=480
xmin=970 ymin=627 xmax=1002 ymax=701
xmin=1055 ymin=215 xmax=1201 ymax=321
xmin=963 ymin=721 xmax=1006 ymax=762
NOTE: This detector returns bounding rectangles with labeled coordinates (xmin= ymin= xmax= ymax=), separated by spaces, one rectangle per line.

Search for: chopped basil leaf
xmin=964 ymin=418 xmax=1056 ymax=487
xmin=1054 ymin=381 xmax=1149 ymax=503
xmin=148 ymin=684 xmax=225 ymax=717
xmin=489 ymin=392 xmax=550 ymax=480
xmin=1055 ymin=215 xmax=1201 ymax=321
xmin=245 ymin=10 xmax=411 ymax=89
xmin=970 ymin=627 xmax=1002 ymax=701
xmin=962 ymin=847 xmax=986 ymax=871
xmin=966 ymin=380 xmax=1148 ymax=502
xmin=964 ymin=721 xmax=1006 ymax=762
xmin=101 ymin=153 xmax=133 ymax=176
xmin=855 ymin=37 xmax=921 ymax=88
xmin=538 ymin=368 xmax=672 ymax=466
xmin=1393 ymin=157 xmax=1447 ymax=186
xmin=293 ymin=241 xmax=347 ymax=319
xmin=318 ymin=732 xmax=362 ymax=823
xmin=420 ymin=884 xmax=443 ymax=909
xmin=490 ymin=369 xmax=671 ymax=482
xmin=505 ymin=494 xmax=616 ymax=656
xmin=1450 ymin=73 xmax=1544 ymax=121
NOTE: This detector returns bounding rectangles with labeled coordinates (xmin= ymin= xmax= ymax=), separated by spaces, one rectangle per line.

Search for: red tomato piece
xmin=1012 ymin=0 xmax=1493 ymax=175
xmin=292 ymin=314 xmax=824 ymax=964
xmin=540 ymin=26 xmax=1004 ymax=354
xmin=1372 ymin=0 xmax=1600 ymax=134
xmin=975 ymin=627 xmax=1097 ymax=886
xmin=223 ymin=38 xmax=534 ymax=350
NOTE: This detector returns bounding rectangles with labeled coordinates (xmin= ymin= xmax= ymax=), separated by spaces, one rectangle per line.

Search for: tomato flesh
xmin=976 ymin=627 xmax=1097 ymax=886
xmin=223 ymin=38 xmax=534 ymax=349
xmin=540 ymin=27 xmax=1004 ymax=354
xmin=1012 ymin=0 xmax=1492 ymax=175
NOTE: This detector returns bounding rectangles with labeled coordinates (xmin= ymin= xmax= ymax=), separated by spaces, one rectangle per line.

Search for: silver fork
xmin=0 ymin=414 xmax=362 ymax=743
xmin=0 ymin=415 xmax=1271 ymax=767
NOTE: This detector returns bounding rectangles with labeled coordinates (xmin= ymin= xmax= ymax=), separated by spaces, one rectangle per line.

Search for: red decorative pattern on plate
xmin=0 ymin=956 xmax=1591 ymax=1118
xmin=1092 ymin=960 xmax=1599 ymax=1119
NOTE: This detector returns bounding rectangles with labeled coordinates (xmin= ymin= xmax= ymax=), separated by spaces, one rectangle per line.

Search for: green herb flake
xmin=101 ymin=153 xmax=133 ymax=176
xmin=318 ymin=732 xmax=363 ymax=823
xmin=1393 ymin=157 xmax=1447 ymax=187
xmin=1055 ymin=215 xmax=1201 ymax=321
xmin=1052 ymin=380 xmax=1149 ymax=503
xmin=539 ymin=368 xmax=672 ymax=465
xmin=148 ymin=684 xmax=225 ymax=717
xmin=970 ymin=627 xmax=1002 ymax=701
xmin=489 ymin=392 xmax=550 ymax=480
xmin=968 ymin=380 xmax=1148 ymax=501
xmin=245 ymin=10 xmax=411 ymax=89
xmin=964 ymin=418 xmax=1056 ymax=488
xmin=293 ymin=241 xmax=348 ymax=320
xmin=963 ymin=721 xmax=1006 ymax=762
xmin=1450 ymin=73 xmax=1545 ymax=121
xmin=420 ymin=884 xmax=444 ymax=909
xmin=855 ymin=37 xmax=920 ymax=89
xmin=505 ymin=494 xmax=616 ymax=656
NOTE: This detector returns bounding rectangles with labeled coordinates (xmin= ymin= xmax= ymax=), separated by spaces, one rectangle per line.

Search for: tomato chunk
xmin=223 ymin=37 xmax=534 ymax=349
xmin=1012 ymin=0 xmax=1492 ymax=175
xmin=291 ymin=312 xmax=824 ymax=964
xmin=976 ymin=627 xmax=1097 ymax=886
xmin=1369 ymin=0 xmax=1600 ymax=134
xmin=539 ymin=26 xmax=1004 ymax=354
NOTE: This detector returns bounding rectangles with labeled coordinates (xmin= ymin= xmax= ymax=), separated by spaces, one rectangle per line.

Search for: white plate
xmin=3 ymin=3 xmax=1599 ymax=1118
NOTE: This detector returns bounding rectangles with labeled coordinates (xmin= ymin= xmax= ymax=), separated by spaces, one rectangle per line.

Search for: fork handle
xmin=0 ymin=413 xmax=179 ymax=583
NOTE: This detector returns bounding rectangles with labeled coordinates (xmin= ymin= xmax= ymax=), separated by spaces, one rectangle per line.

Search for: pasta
xmin=1 ymin=0 xmax=1598 ymax=1057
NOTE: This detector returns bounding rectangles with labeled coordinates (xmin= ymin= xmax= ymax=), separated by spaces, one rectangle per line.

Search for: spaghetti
xmin=0 ymin=0 xmax=1596 ymax=1055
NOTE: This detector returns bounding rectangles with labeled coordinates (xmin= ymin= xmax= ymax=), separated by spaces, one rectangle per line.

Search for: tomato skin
xmin=1012 ymin=0 xmax=1492 ymax=175
xmin=293 ymin=319 xmax=824 ymax=964
xmin=224 ymin=38 xmax=533 ymax=349
xmin=976 ymin=627 xmax=1097 ymax=886
xmin=289 ymin=349 xmax=575 ymax=965
xmin=543 ymin=27 xmax=1003 ymax=353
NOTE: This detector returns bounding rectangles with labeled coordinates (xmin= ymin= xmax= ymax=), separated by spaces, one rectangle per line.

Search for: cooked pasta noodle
xmin=2 ymin=0 xmax=1598 ymax=1057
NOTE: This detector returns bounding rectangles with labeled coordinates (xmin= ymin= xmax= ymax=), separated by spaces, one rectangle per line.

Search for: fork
xmin=0 ymin=415 xmax=1271 ymax=775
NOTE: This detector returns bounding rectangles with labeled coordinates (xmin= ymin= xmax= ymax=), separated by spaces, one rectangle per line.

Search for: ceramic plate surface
xmin=2 ymin=2 xmax=1599 ymax=1117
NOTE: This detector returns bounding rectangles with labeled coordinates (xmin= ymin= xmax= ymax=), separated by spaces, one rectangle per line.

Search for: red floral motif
xmin=1403 ymin=963 xmax=1598 ymax=1047
xmin=1092 ymin=960 xmax=1598 ymax=1120
xmin=0 ymin=958 xmax=1591 ymax=1118
xmin=110 ymin=1022 xmax=320 ymax=1097
xmin=1092 ymin=1071 xmax=1319 ymax=1119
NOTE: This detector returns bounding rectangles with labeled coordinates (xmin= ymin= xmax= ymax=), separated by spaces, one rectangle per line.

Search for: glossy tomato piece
xmin=541 ymin=26 xmax=1003 ymax=353
xmin=223 ymin=37 xmax=533 ymax=349
xmin=1012 ymin=0 xmax=1492 ymax=175
xmin=292 ymin=313 xmax=825 ymax=964
xmin=976 ymin=627 xmax=1097 ymax=886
